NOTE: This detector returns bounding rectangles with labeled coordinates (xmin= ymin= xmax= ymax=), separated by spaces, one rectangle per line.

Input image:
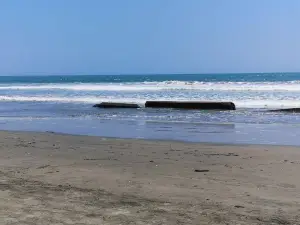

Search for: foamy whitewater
xmin=1 ymin=73 xmax=300 ymax=145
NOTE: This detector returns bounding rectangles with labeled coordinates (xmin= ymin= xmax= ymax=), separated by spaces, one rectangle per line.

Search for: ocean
xmin=1 ymin=73 xmax=300 ymax=145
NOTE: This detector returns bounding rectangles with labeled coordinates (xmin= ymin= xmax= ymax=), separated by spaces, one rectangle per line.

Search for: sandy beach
xmin=1 ymin=131 xmax=300 ymax=224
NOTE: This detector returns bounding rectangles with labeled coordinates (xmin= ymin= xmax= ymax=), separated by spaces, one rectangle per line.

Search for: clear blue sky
xmin=0 ymin=0 xmax=300 ymax=75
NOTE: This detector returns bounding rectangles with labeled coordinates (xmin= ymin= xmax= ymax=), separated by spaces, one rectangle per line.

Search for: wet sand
xmin=1 ymin=131 xmax=300 ymax=224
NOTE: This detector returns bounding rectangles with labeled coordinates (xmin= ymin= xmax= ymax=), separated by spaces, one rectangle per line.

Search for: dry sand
xmin=1 ymin=131 xmax=300 ymax=225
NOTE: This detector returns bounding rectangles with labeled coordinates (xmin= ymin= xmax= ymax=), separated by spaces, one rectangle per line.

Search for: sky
xmin=0 ymin=0 xmax=300 ymax=75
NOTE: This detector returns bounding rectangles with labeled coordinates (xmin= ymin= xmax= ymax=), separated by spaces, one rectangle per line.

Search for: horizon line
xmin=1 ymin=71 xmax=300 ymax=77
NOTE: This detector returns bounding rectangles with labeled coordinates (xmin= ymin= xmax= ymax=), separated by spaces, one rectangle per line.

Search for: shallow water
xmin=1 ymin=73 xmax=300 ymax=145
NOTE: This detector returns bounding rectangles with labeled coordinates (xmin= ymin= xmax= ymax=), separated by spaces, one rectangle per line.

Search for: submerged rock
xmin=269 ymin=108 xmax=300 ymax=113
xmin=93 ymin=102 xmax=140 ymax=108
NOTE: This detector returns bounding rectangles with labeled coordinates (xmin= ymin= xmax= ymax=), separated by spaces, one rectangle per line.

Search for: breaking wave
xmin=1 ymin=81 xmax=300 ymax=91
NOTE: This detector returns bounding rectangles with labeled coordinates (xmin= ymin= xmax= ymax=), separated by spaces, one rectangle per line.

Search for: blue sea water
xmin=1 ymin=73 xmax=300 ymax=145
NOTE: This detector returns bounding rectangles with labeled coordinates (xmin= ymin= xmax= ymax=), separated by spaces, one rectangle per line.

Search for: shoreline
xmin=1 ymin=130 xmax=300 ymax=224
xmin=2 ymin=128 xmax=300 ymax=148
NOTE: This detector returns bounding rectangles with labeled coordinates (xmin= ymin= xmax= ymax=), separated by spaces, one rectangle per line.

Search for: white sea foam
xmin=1 ymin=95 xmax=300 ymax=109
xmin=233 ymin=100 xmax=300 ymax=109
xmin=1 ymin=80 xmax=300 ymax=109
xmin=1 ymin=81 xmax=300 ymax=91
xmin=0 ymin=96 xmax=146 ymax=105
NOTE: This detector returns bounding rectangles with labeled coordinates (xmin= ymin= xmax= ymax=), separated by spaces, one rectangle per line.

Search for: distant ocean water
xmin=1 ymin=73 xmax=300 ymax=145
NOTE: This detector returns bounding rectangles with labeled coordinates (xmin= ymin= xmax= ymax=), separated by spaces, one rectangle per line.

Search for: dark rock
xmin=145 ymin=101 xmax=236 ymax=110
xmin=194 ymin=169 xmax=209 ymax=172
xmin=234 ymin=205 xmax=245 ymax=208
xmin=269 ymin=108 xmax=300 ymax=113
xmin=93 ymin=102 xmax=140 ymax=108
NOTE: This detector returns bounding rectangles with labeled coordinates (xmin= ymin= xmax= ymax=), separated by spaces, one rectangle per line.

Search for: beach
xmin=1 ymin=131 xmax=300 ymax=224
xmin=2 ymin=0 xmax=300 ymax=223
